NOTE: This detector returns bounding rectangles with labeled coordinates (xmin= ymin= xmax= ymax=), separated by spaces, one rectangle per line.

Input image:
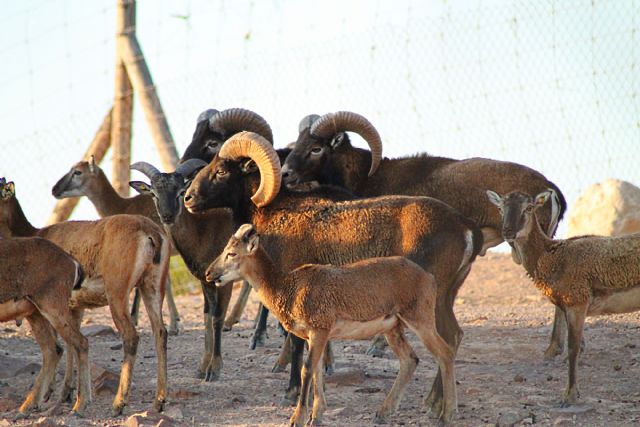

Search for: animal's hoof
xmin=250 ymin=333 xmax=266 ymax=350
xmin=167 ymin=323 xmax=180 ymax=336
xmin=71 ymin=409 xmax=85 ymax=418
xmin=223 ymin=324 xmax=233 ymax=332
xmin=543 ymin=344 xmax=563 ymax=361
xmin=196 ymin=369 xmax=206 ymax=379
xmin=204 ymin=370 xmax=220 ymax=382
xmin=272 ymin=362 xmax=287 ymax=373
xmin=112 ymin=403 xmax=125 ymax=417
xmin=46 ymin=402 xmax=64 ymax=416
xmin=324 ymin=363 xmax=334 ymax=376
xmin=366 ymin=345 xmax=386 ymax=358
xmin=13 ymin=411 xmax=29 ymax=421
xmin=373 ymin=414 xmax=388 ymax=424
xmin=153 ymin=398 xmax=165 ymax=412
xmin=280 ymin=391 xmax=298 ymax=407
xmin=309 ymin=417 xmax=323 ymax=425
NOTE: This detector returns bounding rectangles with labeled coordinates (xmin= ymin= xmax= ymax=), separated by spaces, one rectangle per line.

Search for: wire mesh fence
xmin=1 ymin=0 xmax=638 ymax=241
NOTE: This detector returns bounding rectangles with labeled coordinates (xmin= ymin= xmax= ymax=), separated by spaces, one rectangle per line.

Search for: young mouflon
xmin=205 ymin=223 xmax=457 ymax=426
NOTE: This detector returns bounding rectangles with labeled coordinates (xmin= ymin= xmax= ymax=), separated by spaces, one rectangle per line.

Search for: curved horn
xmin=130 ymin=162 xmax=161 ymax=180
xmin=219 ymin=132 xmax=281 ymax=207
xmin=197 ymin=108 xmax=219 ymax=123
xmin=298 ymin=114 xmax=320 ymax=134
xmin=209 ymin=108 xmax=274 ymax=144
xmin=175 ymin=159 xmax=208 ymax=179
xmin=310 ymin=111 xmax=382 ymax=177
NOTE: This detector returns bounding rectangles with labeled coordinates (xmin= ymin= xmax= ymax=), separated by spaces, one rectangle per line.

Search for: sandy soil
xmin=2 ymin=252 xmax=640 ymax=426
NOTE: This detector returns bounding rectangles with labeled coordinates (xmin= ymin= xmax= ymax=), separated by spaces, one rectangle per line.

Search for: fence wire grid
xmin=1 ymin=0 xmax=638 ymax=241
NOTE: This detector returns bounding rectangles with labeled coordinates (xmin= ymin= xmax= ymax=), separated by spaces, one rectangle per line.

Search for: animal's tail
xmin=148 ymin=233 xmax=165 ymax=265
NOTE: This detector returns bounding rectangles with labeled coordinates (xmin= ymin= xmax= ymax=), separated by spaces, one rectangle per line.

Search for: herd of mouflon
xmin=1 ymin=108 xmax=639 ymax=426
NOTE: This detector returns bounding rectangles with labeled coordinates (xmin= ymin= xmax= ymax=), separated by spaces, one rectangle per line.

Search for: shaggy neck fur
xmin=513 ymin=212 xmax=554 ymax=281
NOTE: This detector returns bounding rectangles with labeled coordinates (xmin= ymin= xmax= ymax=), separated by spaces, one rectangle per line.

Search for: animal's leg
xmin=61 ymin=308 xmax=83 ymax=403
xmin=561 ymin=304 xmax=587 ymax=407
xmin=251 ymin=303 xmax=269 ymax=349
xmin=407 ymin=316 xmax=457 ymax=425
xmin=165 ymin=277 xmax=181 ymax=336
xmin=290 ymin=330 xmax=329 ymax=427
xmin=130 ymin=288 xmax=141 ymax=327
xmin=108 ymin=293 xmax=140 ymax=416
xmin=366 ymin=334 xmax=388 ymax=357
xmin=374 ymin=325 xmax=418 ymax=423
xmin=424 ymin=300 xmax=460 ymax=416
xmin=544 ymin=306 xmax=567 ymax=360
xmin=283 ymin=334 xmax=305 ymax=405
xmin=272 ymin=332 xmax=291 ymax=373
xmin=205 ymin=283 xmax=233 ymax=381
xmin=18 ymin=313 xmax=61 ymax=417
xmin=310 ymin=348 xmax=327 ymax=425
xmin=323 ymin=341 xmax=334 ymax=375
xmin=197 ymin=282 xmax=215 ymax=379
xmin=224 ymin=280 xmax=251 ymax=331
xmin=139 ymin=282 xmax=169 ymax=412
xmin=44 ymin=307 xmax=91 ymax=417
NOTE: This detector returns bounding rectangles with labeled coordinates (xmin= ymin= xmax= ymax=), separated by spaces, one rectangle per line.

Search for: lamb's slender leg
xmin=108 ymin=293 xmax=140 ymax=416
xmin=374 ymin=325 xmax=418 ymax=423
xmin=224 ymin=280 xmax=251 ymax=331
xmin=406 ymin=316 xmax=457 ymax=425
xmin=44 ymin=307 xmax=91 ymax=417
xmin=544 ymin=306 xmax=567 ymax=360
xmin=17 ymin=312 xmax=61 ymax=418
xmin=425 ymin=267 xmax=469 ymax=416
xmin=198 ymin=281 xmax=215 ymax=379
xmin=165 ymin=277 xmax=181 ymax=336
xmin=205 ymin=282 xmax=233 ymax=381
xmin=61 ymin=308 xmax=84 ymax=403
xmin=290 ymin=330 xmax=329 ymax=427
xmin=310 ymin=350 xmax=327 ymax=425
xmin=273 ymin=332 xmax=292 ymax=373
xmin=251 ymin=304 xmax=269 ymax=349
xmin=139 ymin=282 xmax=168 ymax=412
xmin=283 ymin=334 xmax=305 ymax=405
xmin=561 ymin=304 xmax=587 ymax=407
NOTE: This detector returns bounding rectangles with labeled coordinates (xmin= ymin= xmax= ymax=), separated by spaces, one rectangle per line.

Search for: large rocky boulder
xmin=567 ymin=179 xmax=640 ymax=237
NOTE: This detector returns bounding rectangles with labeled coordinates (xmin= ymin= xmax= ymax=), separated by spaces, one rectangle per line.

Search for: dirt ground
xmin=2 ymin=252 xmax=640 ymax=426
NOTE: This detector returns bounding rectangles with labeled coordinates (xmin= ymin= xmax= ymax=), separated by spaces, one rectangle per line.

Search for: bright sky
xmin=1 ymin=1 xmax=638 ymax=242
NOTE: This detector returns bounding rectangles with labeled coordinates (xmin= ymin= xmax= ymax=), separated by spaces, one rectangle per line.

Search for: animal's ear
xmin=486 ymin=190 xmax=502 ymax=208
xmin=535 ymin=191 xmax=551 ymax=207
xmin=240 ymin=159 xmax=258 ymax=174
xmin=129 ymin=181 xmax=152 ymax=195
xmin=88 ymin=155 xmax=97 ymax=174
xmin=329 ymin=132 xmax=347 ymax=150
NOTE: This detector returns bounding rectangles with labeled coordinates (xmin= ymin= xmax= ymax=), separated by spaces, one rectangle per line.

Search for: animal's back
xmin=0 ymin=237 xmax=78 ymax=304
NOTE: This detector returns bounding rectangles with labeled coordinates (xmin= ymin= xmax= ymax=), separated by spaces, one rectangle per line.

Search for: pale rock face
xmin=567 ymin=179 xmax=640 ymax=237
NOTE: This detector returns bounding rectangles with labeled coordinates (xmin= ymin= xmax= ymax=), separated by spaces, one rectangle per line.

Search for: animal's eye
xmin=226 ymin=252 xmax=236 ymax=259
xmin=206 ymin=141 xmax=220 ymax=149
xmin=216 ymin=170 xmax=227 ymax=177
xmin=178 ymin=189 xmax=186 ymax=198
xmin=525 ymin=205 xmax=534 ymax=212
xmin=73 ymin=170 xmax=82 ymax=176
xmin=310 ymin=147 xmax=323 ymax=155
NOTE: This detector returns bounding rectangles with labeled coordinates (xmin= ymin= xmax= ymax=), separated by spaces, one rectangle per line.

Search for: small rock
xmin=521 ymin=417 xmax=534 ymax=425
xmin=613 ymin=364 xmax=622 ymax=371
xmin=13 ymin=363 xmax=41 ymax=377
xmin=81 ymin=324 xmax=118 ymax=337
xmin=513 ymin=374 xmax=526 ymax=383
xmin=91 ymin=363 xmax=119 ymax=396
xmin=163 ymin=406 xmax=184 ymax=421
xmin=547 ymin=375 xmax=554 ymax=381
xmin=325 ymin=370 xmax=365 ymax=386
xmin=31 ymin=417 xmax=58 ymax=427
xmin=110 ymin=342 xmax=123 ymax=350
xmin=0 ymin=419 xmax=11 ymax=426
xmin=496 ymin=410 xmax=523 ymax=426
xmin=123 ymin=410 xmax=176 ymax=427
xmin=354 ymin=387 xmax=381 ymax=393
xmin=553 ymin=416 xmax=573 ymax=426
xmin=325 ymin=406 xmax=356 ymax=417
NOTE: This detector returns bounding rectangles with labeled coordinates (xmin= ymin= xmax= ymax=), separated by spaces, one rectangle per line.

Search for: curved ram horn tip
xmin=197 ymin=109 xmax=219 ymax=123
xmin=130 ymin=161 xmax=162 ymax=180
xmin=219 ymin=131 xmax=282 ymax=207
xmin=175 ymin=159 xmax=208 ymax=178
xmin=209 ymin=108 xmax=274 ymax=144
xmin=310 ymin=111 xmax=383 ymax=177
xmin=298 ymin=114 xmax=321 ymax=134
